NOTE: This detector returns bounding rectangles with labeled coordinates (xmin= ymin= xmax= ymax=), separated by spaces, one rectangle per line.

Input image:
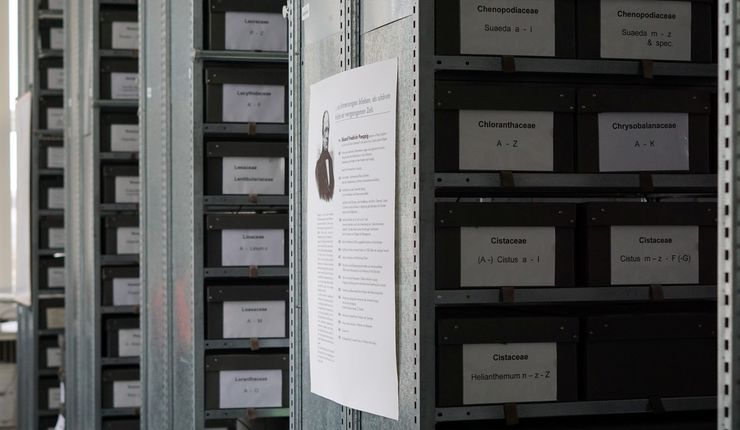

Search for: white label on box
xmin=47 ymin=146 xmax=64 ymax=169
xmin=48 ymin=228 xmax=65 ymax=249
xmin=111 ymin=73 xmax=139 ymax=100
xmin=48 ymin=0 xmax=64 ymax=10
xmin=610 ymin=225 xmax=699 ymax=285
xmin=225 ymin=12 xmax=288 ymax=52
xmin=223 ymin=300 xmax=286 ymax=339
xmin=113 ymin=380 xmax=141 ymax=408
xmin=48 ymin=267 xmax=65 ymax=288
xmin=222 ymin=84 xmax=285 ymax=123
xmin=118 ymin=328 xmax=141 ymax=357
xmin=111 ymin=22 xmax=139 ymax=50
xmin=221 ymin=229 xmax=285 ymax=267
xmin=222 ymin=157 xmax=286 ymax=195
xmin=48 ymin=387 xmax=61 ymax=409
xmin=47 ymin=108 xmax=64 ymax=130
xmin=110 ymin=124 xmax=139 ymax=152
xmin=48 ymin=187 xmax=65 ymax=209
xmin=47 ymin=68 xmax=64 ymax=90
xmin=459 ymin=110 xmax=554 ymax=171
xmin=598 ymin=112 xmax=690 ymax=172
xmin=114 ymin=176 xmax=140 ymax=203
xmin=600 ymin=0 xmax=691 ymax=61
xmin=113 ymin=278 xmax=140 ymax=306
xmin=46 ymin=348 xmax=61 ymax=368
xmin=463 ymin=342 xmax=557 ymax=405
xmin=116 ymin=227 xmax=140 ymax=255
xmin=460 ymin=0 xmax=555 ymax=56
xmin=218 ymin=369 xmax=282 ymax=409
xmin=46 ymin=308 xmax=65 ymax=329
xmin=50 ymin=27 xmax=64 ymax=50
xmin=460 ymin=226 xmax=556 ymax=287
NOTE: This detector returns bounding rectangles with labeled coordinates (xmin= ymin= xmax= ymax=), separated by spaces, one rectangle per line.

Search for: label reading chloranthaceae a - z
xmin=114 ymin=176 xmax=140 ymax=203
xmin=462 ymin=343 xmax=557 ymax=405
xmin=48 ymin=267 xmax=65 ymax=288
xmin=50 ymin=27 xmax=64 ymax=50
xmin=219 ymin=369 xmax=282 ymax=409
xmin=46 ymin=308 xmax=65 ymax=329
xmin=47 ymin=146 xmax=64 ymax=169
xmin=48 ymin=228 xmax=65 ymax=249
xmin=118 ymin=328 xmax=141 ymax=357
xmin=460 ymin=226 xmax=556 ymax=287
xmin=223 ymin=300 xmax=286 ymax=339
xmin=48 ymin=187 xmax=65 ymax=209
xmin=221 ymin=229 xmax=285 ymax=267
xmin=110 ymin=124 xmax=139 ymax=152
xmin=600 ymin=0 xmax=691 ymax=61
xmin=610 ymin=225 xmax=699 ymax=285
xmin=111 ymin=73 xmax=139 ymax=100
xmin=113 ymin=381 xmax=141 ymax=408
xmin=459 ymin=110 xmax=554 ymax=171
xmin=48 ymin=387 xmax=61 ymax=409
xmin=222 ymin=157 xmax=286 ymax=195
xmin=47 ymin=68 xmax=64 ymax=90
xmin=116 ymin=227 xmax=140 ymax=255
xmin=460 ymin=0 xmax=555 ymax=56
xmin=113 ymin=278 xmax=140 ymax=306
xmin=46 ymin=347 xmax=61 ymax=368
xmin=111 ymin=22 xmax=139 ymax=50
xmin=598 ymin=112 xmax=689 ymax=172
xmin=47 ymin=108 xmax=64 ymax=130
xmin=225 ymin=12 xmax=288 ymax=52
xmin=222 ymin=84 xmax=285 ymax=123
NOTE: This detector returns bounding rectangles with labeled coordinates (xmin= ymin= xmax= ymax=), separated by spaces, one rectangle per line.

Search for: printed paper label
xmin=610 ymin=225 xmax=699 ymax=285
xmin=113 ymin=278 xmax=140 ymax=306
xmin=50 ymin=28 xmax=64 ymax=50
xmin=116 ymin=227 xmax=140 ymax=255
xmin=47 ymin=108 xmax=64 ymax=130
xmin=113 ymin=380 xmax=141 ymax=408
xmin=223 ymin=300 xmax=286 ymax=339
xmin=600 ymin=0 xmax=691 ymax=61
xmin=48 ymin=0 xmax=64 ymax=10
xmin=111 ymin=22 xmax=139 ymax=50
xmin=222 ymin=157 xmax=285 ymax=195
xmin=225 ymin=12 xmax=287 ymax=52
xmin=110 ymin=73 xmax=139 ymax=100
xmin=114 ymin=176 xmax=140 ymax=203
xmin=47 ymin=146 xmax=64 ymax=169
xmin=48 ymin=387 xmax=61 ymax=409
xmin=463 ymin=342 xmax=557 ymax=405
xmin=460 ymin=0 xmax=556 ymax=56
xmin=46 ymin=348 xmax=61 ymax=368
xmin=47 ymin=68 xmax=64 ymax=90
xmin=48 ymin=228 xmax=65 ymax=249
xmin=219 ymin=369 xmax=282 ymax=409
xmin=222 ymin=84 xmax=285 ymax=123
xmin=118 ymin=328 xmax=141 ymax=357
xmin=46 ymin=308 xmax=65 ymax=329
xmin=110 ymin=124 xmax=139 ymax=152
xmin=459 ymin=110 xmax=554 ymax=171
xmin=461 ymin=226 xmax=556 ymax=287
xmin=47 ymin=267 xmax=65 ymax=288
xmin=48 ymin=187 xmax=65 ymax=209
xmin=221 ymin=229 xmax=285 ymax=267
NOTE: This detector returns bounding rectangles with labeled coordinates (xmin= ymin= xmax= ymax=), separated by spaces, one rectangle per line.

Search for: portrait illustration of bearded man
xmin=315 ymin=110 xmax=335 ymax=201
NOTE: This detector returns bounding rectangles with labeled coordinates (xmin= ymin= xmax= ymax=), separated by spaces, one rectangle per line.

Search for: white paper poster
xmin=307 ymin=59 xmax=399 ymax=420
xmin=222 ymin=84 xmax=285 ymax=123
xmin=113 ymin=380 xmax=141 ymax=408
xmin=50 ymin=28 xmax=64 ymax=50
xmin=47 ymin=68 xmax=64 ymax=90
xmin=114 ymin=176 xmax=140 ymax=203
xmin=118 ymin=328 xmax=141 ymax=357
xmin=47 ymin=347 xmax=61 ymax=368
xmin=222 ymin=157 xmax=285 ymax=195
xmin=48 ymin=228 xmax=65 ymax=249
xmin=48 ymin=387 xmax=61 ymax=409
xmin=110 ymin=73 xmax=139 ymax=100
xmin=218 ymin=370 xmax=282 ymax=409
xmin=223 ymin=300 xmax=286 ymax=339
xmin=116 ymin=227 xmax=140 ymax=255
xmin=47 ymin=267 xmax=65 ymax=288
xmin=113 ymin=278 xmax=140 ymax=306
xmin=110 ymin=124 xmax=139 ymax=152
xmin=225 ymin=12 xmax=288 ymax=52
xmin=47 ymin=108 xmax=64 ymax=130
xmin=47 ymin=146 xmax=64 ymax=169
xmin=111 ymin=22 xmax=139 ymax=50
xmin=46 ymin=308 xmax=65 ymax=329
xmin=221 ymin=229 xmax=284 ymax=267
xmin=48 ymin=187 xmax=64 ymax=209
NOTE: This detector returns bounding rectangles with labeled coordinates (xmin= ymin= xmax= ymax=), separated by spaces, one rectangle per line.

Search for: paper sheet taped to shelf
xmin=111 ymin=73 xmax=139 ymax=100
xmin=111 ymin=22 xmax=139 ymax=50
xmin=47 ymin=68 xmax=64 ymax=90
xmin=48 ymin=187 xmax=65 ymax=209
xmin=47 ymin=347 xmax=61 ymax=368
xmin=50 ymin=28 xmax=64 ymax=50
xmin=47 ymin=108 xmax=64 ymax=130
xmin=110 ymin=124 xmax=139 ymax=152
xmin=118 ymin=328 xmax=141 ymax=357
xmin=48 ymin=387 xmax=61 ymax=410
xmin=225 ymin=12 xmax=287 ymax=52
xmin=47 ymin=146 xmax=64 ymax=169
xmin=223 ymin=300 xmax=285 ymax=339
xmin=113 ymin=380 xmax=141 ymax=408
xmin=46 ymin=308 xmax=65 ymax=329
xmin=222 ymin=157 xmax=285 ymax=195
xmin=113 ymin=278 xmax=140 ymax=306
xmin=114 ymin=176 xmax=140 ymax=203
xmin=221 ymin=229 xmax=284 ymax=267
xmin=116 ymin=227 xmax=140 ymax=255
xmin=218 ymin=369 xmax=282 ymax=409
xmin=222 ymin=84 xmax=285 ymax=123
xmin=48 ymin=267 xmax=65 ymax=288
xmin=48 ymin=228 xmax=65 ymax=249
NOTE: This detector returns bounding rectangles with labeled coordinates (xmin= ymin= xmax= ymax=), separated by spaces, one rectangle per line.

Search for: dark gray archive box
xmin=583 ymin=312 xmax=716 ymax=400
xmin=39 ymin=216 xmax=64 ymax=250
xmin=39 ymin=19 xmax=64 ymax=51
xmin=437 ymin=317 xmax=579 ymax=406
xmin=103 ymin=419 xmax=141 ymax=430
xmin=102 ymin=164 xmax=140 ymax=204
xmin=436 ymin=203 xmax=576 ymax=288
xmin=40 ymin=95 xmax=64 ymax=131
xmin=207 ymin=285 xmax=289 ymax=340
xmin=577 ymin=87 xmax=712 ymax=173
xmin=205 ymin=353 xmax=289 ymax=409
xmin=205 ymin=65 xmax=288 ymax=124
xmin=39 ymin=376 xmax=61 ymax=410
xmin=105 ymin=317 xmax=140 ymax=358
xmin=206 ymin=141 xmax=288 ymax=196
xmin=39 ymin=336 xmax=61 ymax=369
xmin=102 ymin=266 xmax=140 ymax=306
xmin=39 ymin=140 xmax=64 ymax=170
xmin=577 ymin=0 xmax=713 ymax=62
xmin=100 ymin=58 xmax=139 ymax=100
xmin=40 ymin=257 xmax=65 ymax=290
xmin=102 ymin=367 xmax=141 ymax=409
xmin=581 ymin=202 xmax=716 ymax=286
xmin=100 ymin=6 xmax=139 ymax=50
xmin=207 ymin=0 xmax=288 ymax=52
xmin=435 ymin=0 xmax=576 ymax=57
xmin=39 ymin=298 xmax=65 ymax=330
xmin=103 ymin=214 xmax=140 ymax=256
xmin=101 ymin=111 xmax=139 ymax=153
xmin=205 ymin=214 xmax=288 ymax=268
xmin=40 ymin=58 xmax=64 ymax=91
xmin=39 ymin=175 xmax=64 ymax=210
xmin=436 ymin=82 xmax=575 ymax=173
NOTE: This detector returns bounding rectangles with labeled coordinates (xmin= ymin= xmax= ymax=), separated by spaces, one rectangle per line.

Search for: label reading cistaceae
xmin=113 ymin=278 xmax=140 ymax=306
xmin=222 ymin=157 xmax=286 ymax=195
xmin=600 ymin=0 xmax=691 ymax=61
xmin=114 ymin=176 xmax=140 ymax=203
xmin=50 ymin=27 xmax=64 ymax=50
xmin=48 ymin=387 xmax=61 ymax=409
xmin=221 ymin=229 xmax=285 ymax=267
xmin=47 ymin=348 xmax=61 ymax=368
xmin=47 ymin=267 xmax=65 ymax=288
xmin=610 ymin=225 xmax=699 ymax=285
xmin=463 ymin=343 xmax=557 ymax=405
xmin=459 ymin=110 xmax=554 ymax=171
xmin=116 ymin=227 xmax=140 ymax=255
xmin=460 ymin=226 xmax=556 ymax=287
xmin=222 ymin=84 xmax=285 ymax=123
xmin=113 ymin=380 xmax=141 ymax=408
xmin=47 ymin=108 xmax=64 ymax=130
xmin=46 ymin=308 xmax=65 ymax=329
xmin=110 ymin=73 xmax=139 ymax=100
xmin=219 ymin=369 xmax=282 ymax=409
xmin=118 ymin=328 xmax=141 ymax=357
xmin=110 ymin=124 xmax=139 ymax=152
xmin=48 ymin=187 xmax=65 ymax=209
xmin=224 ymin=12 xmax=288 ymax=52
xmin=48 ymin=228 xmax=65 ymax=249
xmin=460 ymin=0 xmax=556 ymax=56
xmin=111 ymin=22 xmax=139 ymax=50
xmin=598 ymin=112 xmax=689 ymax=172
xmin=223 ymin=300 xmax=286 ymax=339
xmin=47 ymin=68 xmax=64 ymax=90
xmin=47 ymin=146 xmax=64 ymax=169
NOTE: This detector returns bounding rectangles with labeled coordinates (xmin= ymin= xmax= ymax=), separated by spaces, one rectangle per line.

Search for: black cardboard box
xmin=40 ymin=95 xmax=64 ymax=131
xmin=40 ymin=176 xmax=64 ymax=210
xmin=102 ymin=367 xmax=141 ymax=409
xmin=39 ymin=298 xmax=65 ymax=330
xmin=102 ymin=266 xmax=140 ymax=306
xmin=102 ymin=164 xmax=140 ymax=204
xmin=40 ymin=257 xmax=65 ymax=290
xmin=204 ymin=65 xmax=288 ymax=124
xmin=206 ymin=285 xmax=288 ymax=340
xmin=207 ymin=0 xmax=287 ymax=52
xmin=39 ymin=337 xmax=61 ymax=369
xmin=205 ymin=353 xmax=289 ymax=409
xmin=39 ymin=140 xmax=64 ymax=170
xmin=105 ymin=317 xmax=140 ymax=358
xmin=40 ymin=58 xmax=64 ymax=91
xmin=39 ymin=376 xmax=61 ymax=410
xmin=39 ymin=216 xmax=64 ymax=250
xmin=103 ymin=214 xmax=139 ymax=256
xmin=205 ymin=213 xmax=288 ymax=268
xmin=100 ymin=58 xmax=139 ymax=100
xmin=206 ymin=141 xmax=288 ymax=196
xmin=100 ymin=6 xmax=139 ymax=50
xmin=39 ymin=20 xmax=64 ymax=51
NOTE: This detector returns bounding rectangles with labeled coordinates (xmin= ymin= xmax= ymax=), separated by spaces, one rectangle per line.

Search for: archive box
xmin=39 ymin=298 xmax=65 ymax=330
xmin=102 ymin=164 xmax=140 ymax=204
xmin=435 ymin=0 xmax=576 ymax=57
xmin=103 ymin=419 xmax=141 ymax=430
xmin=207 ymin=0 xmax=287 ymax=52
xmin=436 ymin=202 xmax=576 ymax=288
xmin=100 ymin=58 xmax=139 ymax=100
xmin=101 ymin=111 xmax=139 ymax=153
xmin=577 ymin=0 xmax=713 ymax=62
xmin=206 ymin=285 xmax=289 ymax=340
xmin=103 ymin=214 xmax=140 ymax=256
xmin=102 ymin=367 xmax=141 ymax=409
xmin=40 ymin=216 xmax=64 ymax=250
xmin=41 ymin=0 xmax=64 ymax=11
xmin=40 ymin=176 xmax=64 ymax=210
xmin=205 ymin=141 xmax=288 ymax=196
xmin=40 ymin=417 xmax=58 ymax=429
xmin=435 ymin=82 xmax=576 ymax=173
xmin=40 ymin=337 xmax=61 ymax=369
xmin=580 ymin=202 xmax=716 ymax=286
xmin=583 ymin=312 xmax=716 ymax=399
xmin=105 ymin=317 xmax=140 ymax=358
xmin=40 ymin=58 xmax=64 ymax=91
xmin=40 ymin=20 xmax=64 ymax=51
xmin=40 ymin=96 xmax=64 ymax=131
xmin=40 ymin=257 xmax=65 ymax=290
xmin=39 ymin=140 xmax=64 ymax=169
xmin=39 ymin=377 xmax=61 ymax=410
xmin=577 ymin=87 xmax=712 ymax=173
xmin=102 ymin=266 xmax=140 ymax=306
xmin=100 ymin=6 xmax=139 ymax=50
xmin=437 ymin=316 xmax=579 ymax=406
xmin=205 ymin=213 xmax=288 ymax=268
xmin=205 ymin=353 xmax=289 ymax=409
xmin=204 ymin=65 xmax=288 ymax=124
xmin=206 ymin=420 xmax=237 ymax=430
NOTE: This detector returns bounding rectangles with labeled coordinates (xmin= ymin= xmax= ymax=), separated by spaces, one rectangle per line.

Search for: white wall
xmin=0 ymin=1 xmax=12 ymax=295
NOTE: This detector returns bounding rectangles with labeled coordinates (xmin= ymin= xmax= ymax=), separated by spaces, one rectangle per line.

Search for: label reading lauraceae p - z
xmin=460 ymin=226 xmax=556 ymax=287
xmin=463 ymin=343 xmax=557 ymax=405
xmin=610 ymin=225 xmax=699 ymax=285
xmin=600 ymin=0 xmax=691 ymax=61
xmin=460 ymin=0 xmax=556 ymax=56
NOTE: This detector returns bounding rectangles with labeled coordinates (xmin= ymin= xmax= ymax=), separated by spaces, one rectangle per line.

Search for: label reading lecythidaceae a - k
xmin=48 ymin=267 xmax=65 ymax=288
xmin=460 ymin=226 xmax=556 ymax=287
xmin=223 ymin=300 xmax=286 ymax=339
xmin=116 ymin=227 xmax=140 ymax=255
xmin=50 ymin=28 xmax=64 ymax=50
xmin=47 ymin=146 xmax=64 ymax=169
xmin=222 ymin=84 xmax=285 ymax=123
xmin=463 ymin=343 xmax=557 ymax=405
xmin=113 ymin=278 xmax=140 ymax=306
xmin=221 ymin=229 xmax=285 ymax=267
xmin=459 ymin=110 xmax=554 ymax=171
xmin=225 ymin=12 xmax=287 ymax=52
xmin=48 ymin=187 xmax=65 ymax=209
xmin=46 ymin=308 xmax=65 ymax=329
xmin=219 ymin=370 xmax=282 ymax=409
xmin=47 ymin=68 xmax=64 ymax=90
xmin=114 ymin=176 xmax=140 ymax=203
xmin=47 ymin=108 xmax=64 ymax=130
xmin=113 ymin=381 xmax=141 ymax=408
xmin=48 ymin=387 xmax=61 ymax=409
xmin=46 ymin=348 xmax=61 ymax=368
xmin=48 ymin=228 xmax=65 ymax=249
xmin=600 ymin=0 xmax=691 ymax=61
xmin=118 ymin=328 xmax=141 ymax=357
xmin=610 ymin=225 xmax=699 ymax=285
xmin=460 ymin=0 xmax=555 ymax=56
xmin=598 ymin=112 xmax=689 ymax=172
xmin=222 ymin=157 xmax=285 ymax=195
xmin=111 ymin=22 xmax=139 ymax=50
xmin=111 ymin=73 xmax=139 ymax=100
xmin=110 ymin=124 xmax=139 ymax=152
